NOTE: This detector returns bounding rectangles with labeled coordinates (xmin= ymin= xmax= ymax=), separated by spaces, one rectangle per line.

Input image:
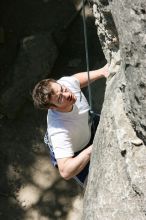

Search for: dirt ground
xmin=0 ymin=1 xmax=105 ymax=219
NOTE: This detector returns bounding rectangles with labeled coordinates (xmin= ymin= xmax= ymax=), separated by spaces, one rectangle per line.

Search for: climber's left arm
xmin=73 ymin=63 xmax=109 ymax=88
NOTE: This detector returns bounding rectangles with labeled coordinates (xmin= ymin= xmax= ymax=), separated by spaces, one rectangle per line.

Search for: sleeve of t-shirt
xmin=58 ymin=76 xmax=80 ymax=92
xmin=50 ymin=132 xmax=74 ymax=159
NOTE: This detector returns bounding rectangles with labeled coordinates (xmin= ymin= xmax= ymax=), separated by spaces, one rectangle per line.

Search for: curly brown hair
xmin=32 ymin=78 xmax=57 ymax=109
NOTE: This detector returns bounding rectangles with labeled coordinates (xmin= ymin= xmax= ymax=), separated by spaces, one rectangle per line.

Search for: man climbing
xmin=32 ymin=64 xmax=109 ymax=187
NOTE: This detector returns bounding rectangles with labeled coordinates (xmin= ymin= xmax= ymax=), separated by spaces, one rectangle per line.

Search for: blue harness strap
xmin=44 ymin=132 xmax=58 ymax=167
xmin=44 ymin=113 xmax=100 ymax=187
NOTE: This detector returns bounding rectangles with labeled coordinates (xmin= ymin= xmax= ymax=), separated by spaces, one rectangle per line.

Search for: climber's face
xmin=49 ymin=82 xmax=77 ymax=112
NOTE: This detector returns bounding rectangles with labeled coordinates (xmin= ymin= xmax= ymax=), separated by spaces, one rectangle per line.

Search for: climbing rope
xmin=82 ymin=0 xmax=93 ymax=114
xmin=82 ymin=0 xmax=100 ymax=138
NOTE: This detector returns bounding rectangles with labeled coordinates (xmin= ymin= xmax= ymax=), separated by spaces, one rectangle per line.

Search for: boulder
xmin=0 ymin=33 xmax=58 ymax=118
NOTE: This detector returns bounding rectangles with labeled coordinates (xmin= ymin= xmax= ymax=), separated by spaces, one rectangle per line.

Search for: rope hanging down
xmin=82 ymin=0 xmax=93 ymax=114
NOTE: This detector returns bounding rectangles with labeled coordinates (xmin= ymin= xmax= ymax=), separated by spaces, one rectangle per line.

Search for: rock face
xmin=0 ymin=34 xmax=58 ymax=118
xmin=83 ymin=0 xmax=146 ymax=219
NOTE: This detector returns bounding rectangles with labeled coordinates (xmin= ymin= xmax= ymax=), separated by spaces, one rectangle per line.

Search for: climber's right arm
xmin=56 ymin=145 xmax=92 ymax=180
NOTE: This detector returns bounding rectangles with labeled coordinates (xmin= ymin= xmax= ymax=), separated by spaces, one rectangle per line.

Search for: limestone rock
xmin=83 ymin=0 xmax=146 ymax=219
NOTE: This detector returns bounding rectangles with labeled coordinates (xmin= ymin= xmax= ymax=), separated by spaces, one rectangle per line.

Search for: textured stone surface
xmin=83 ymin=0 xmax=146 ymax=219
xmin=0 ymin=33 xmax=58 ymax=118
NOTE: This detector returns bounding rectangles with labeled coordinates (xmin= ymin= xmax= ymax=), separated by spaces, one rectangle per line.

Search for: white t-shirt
xmin=47 ymin=76 xmax=91 ymax=159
